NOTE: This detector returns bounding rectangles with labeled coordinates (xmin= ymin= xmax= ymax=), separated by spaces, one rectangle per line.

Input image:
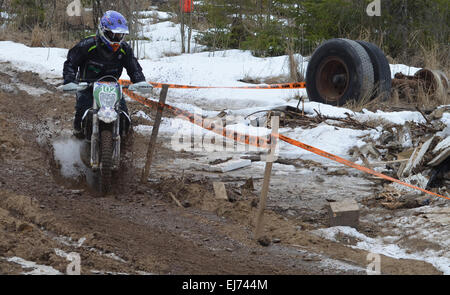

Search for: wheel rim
xmin=316 ymin=56 xmax=350 ymax=103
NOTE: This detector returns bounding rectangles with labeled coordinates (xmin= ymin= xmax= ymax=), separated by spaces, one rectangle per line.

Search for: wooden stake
xmin=254 ymin=113 xmax=279 ymax=240
xmin=302 ymin=96 xmax=305 ymax=116
xmin=168 ymin=192 xmax=183 ymax=208
xmin=140 ymin=85 xmax=169 ymax=183
xmin=254 ymin=161 xmax=273 ymax=240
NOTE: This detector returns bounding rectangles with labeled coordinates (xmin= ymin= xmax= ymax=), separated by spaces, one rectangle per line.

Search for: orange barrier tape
xmin=121 ymin=84 xmax=271 ymax=149
xmin=277 ymin=134 xmax=449 ymax=201
xmin=119 ymin=79 xmax=306 ymax=89
xmin=120 ymin=80 xmax=448 ymax=201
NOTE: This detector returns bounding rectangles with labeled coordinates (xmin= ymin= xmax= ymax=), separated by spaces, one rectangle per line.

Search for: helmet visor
xmin=105 ymin=30 xmax=125 ymax=43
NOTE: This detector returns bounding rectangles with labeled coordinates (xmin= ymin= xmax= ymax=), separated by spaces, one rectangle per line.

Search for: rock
xmin=17 ymin=223 xmax=33 ymax=233
xmin=250 ymin=198 xmax=259 ymax=208
xmin=315 ymin=176 xmax=325 ymax=183
xmin=257 ymin=236 xmax=271 ymax=247
xmin=272 ymin=238 xmax=281 ymax=243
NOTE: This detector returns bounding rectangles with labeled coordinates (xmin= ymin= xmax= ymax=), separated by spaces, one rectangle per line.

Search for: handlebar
xmin=61 ymin=76 xmax=152 ymax=93
xmin=61 ymin=81 xmax=130 ymax=92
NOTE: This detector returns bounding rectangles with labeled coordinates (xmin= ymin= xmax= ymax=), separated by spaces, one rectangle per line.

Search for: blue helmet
xmin=98 ymin=10 xmax=129 ymax=52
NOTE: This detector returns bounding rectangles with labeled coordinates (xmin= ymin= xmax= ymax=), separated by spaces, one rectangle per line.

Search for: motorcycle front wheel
xmin=99 ymin=130 xmax=113 ymax=195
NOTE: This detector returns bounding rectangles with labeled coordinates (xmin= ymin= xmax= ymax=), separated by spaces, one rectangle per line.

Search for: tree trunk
xmin=180 ymin=2 xmax=185 ymax=53
xmin=187 ymin=11 xmax=192 ymax=53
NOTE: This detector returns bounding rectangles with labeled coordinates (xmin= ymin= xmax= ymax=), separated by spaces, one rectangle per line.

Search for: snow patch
xmin=6 ymin=257 xmax=62 ymax=275
xmin=312 ymin=226 xmax=449 ymax=274
xmin=15 ymin=84 xmax=50 ymax=96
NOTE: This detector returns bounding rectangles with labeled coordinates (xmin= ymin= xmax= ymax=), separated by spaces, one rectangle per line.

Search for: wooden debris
xmin=168 ymin=192 xmax=183 ymax=207
xmin=328 ymin=199 xmax=360 ymax=228
xmin=428 ymin=147 xmax=450 ymax=167
xmin=400 ymin=136 xmax=435 ymax=178
xmin=353 ymin=147 xmax=373 ymax=169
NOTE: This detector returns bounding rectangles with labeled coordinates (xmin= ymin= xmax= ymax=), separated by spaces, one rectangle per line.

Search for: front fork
xmin=91 ymin=113 xmax=100 ymax=170
xmin=112 ymin=117 xmax=120 ymax=170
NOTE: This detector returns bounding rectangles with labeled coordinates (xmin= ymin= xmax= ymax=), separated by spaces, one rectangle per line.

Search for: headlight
xmin=97 ymin=107 xmax=117 ymax=123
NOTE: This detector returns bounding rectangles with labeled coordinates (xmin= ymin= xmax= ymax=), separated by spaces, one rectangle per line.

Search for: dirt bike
xmin=62 ymin=76 xmax=150 ymax=194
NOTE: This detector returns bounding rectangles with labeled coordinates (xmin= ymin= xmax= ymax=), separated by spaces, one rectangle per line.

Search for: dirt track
xmin=0 ymin=62 xmax=444 ymax=275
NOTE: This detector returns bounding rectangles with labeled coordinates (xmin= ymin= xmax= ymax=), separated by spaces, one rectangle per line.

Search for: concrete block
xmin=213 ymin=182 xmax=228 ymax=200
xmin=328 ymin=199 xmax=360 ymax=228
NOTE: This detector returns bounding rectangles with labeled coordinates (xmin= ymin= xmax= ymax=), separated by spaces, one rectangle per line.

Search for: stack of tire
xmin=306 ymin=38 xmax=392 ymax=106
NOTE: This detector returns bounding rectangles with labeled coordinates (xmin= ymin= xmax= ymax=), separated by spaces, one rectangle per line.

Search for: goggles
xmin=104 ymin=30 xmax=125 ymax=43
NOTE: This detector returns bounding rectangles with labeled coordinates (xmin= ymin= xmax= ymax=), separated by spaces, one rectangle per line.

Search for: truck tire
xmin=306 ymin=38 xmax=374 ymax=106
xmin=356 ymin=40 xmax=392 ymax=101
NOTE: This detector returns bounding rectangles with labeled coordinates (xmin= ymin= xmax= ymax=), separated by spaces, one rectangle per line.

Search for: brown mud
xmin=0 ymin=62 xmax=444 ymax=275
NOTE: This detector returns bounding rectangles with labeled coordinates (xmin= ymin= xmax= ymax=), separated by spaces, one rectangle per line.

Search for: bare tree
xmin=180 ymin=1 xmax=186 ymax=53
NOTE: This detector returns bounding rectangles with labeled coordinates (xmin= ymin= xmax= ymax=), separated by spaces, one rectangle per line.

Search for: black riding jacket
xmin=63 ymin=36 xmax=146 ymax=84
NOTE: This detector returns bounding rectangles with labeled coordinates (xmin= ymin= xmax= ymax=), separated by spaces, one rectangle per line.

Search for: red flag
xmin=180 ymin=0 xmax=194 ymax=13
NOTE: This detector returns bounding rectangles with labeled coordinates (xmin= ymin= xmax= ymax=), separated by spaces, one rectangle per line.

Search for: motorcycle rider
xmin=62 ymin=10 xmax=150 ymax=138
